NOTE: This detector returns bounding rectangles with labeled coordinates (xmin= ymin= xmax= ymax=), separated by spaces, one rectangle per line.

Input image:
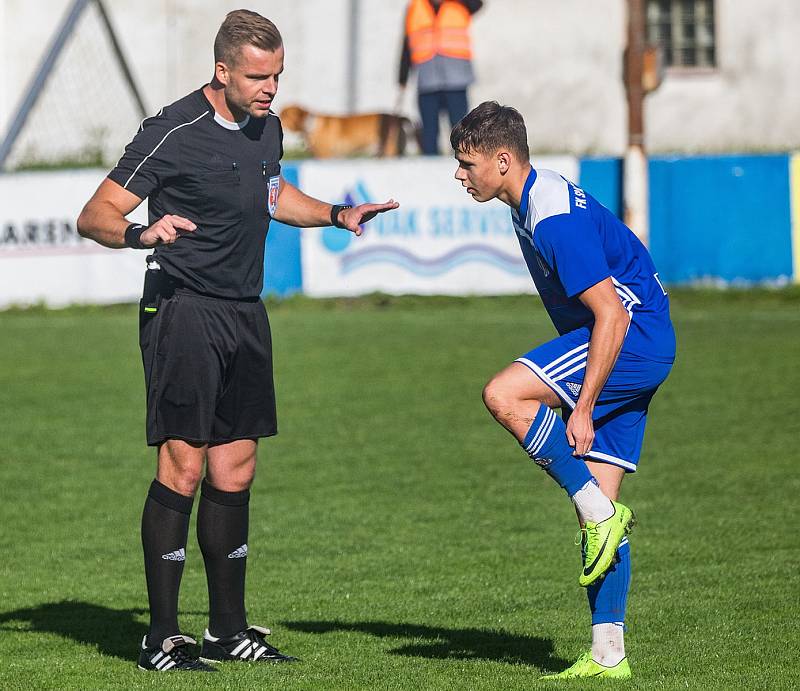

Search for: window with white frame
xmin=646 ymin=0 xmax=716 ymax=68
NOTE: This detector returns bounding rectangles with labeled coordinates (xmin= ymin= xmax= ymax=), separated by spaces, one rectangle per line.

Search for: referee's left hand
xmin=339 ymin=200 xmax=400 ymax=236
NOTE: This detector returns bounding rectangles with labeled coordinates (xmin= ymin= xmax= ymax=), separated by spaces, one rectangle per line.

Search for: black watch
xmin=330 ymin=204 xmax=352 ymax=229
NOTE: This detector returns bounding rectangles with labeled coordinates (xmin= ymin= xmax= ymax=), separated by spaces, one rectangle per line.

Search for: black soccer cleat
xmin=137 ymin=634 xmax=217 ymax=672
xmin=200 ymin=625 xmax=297 ymax=663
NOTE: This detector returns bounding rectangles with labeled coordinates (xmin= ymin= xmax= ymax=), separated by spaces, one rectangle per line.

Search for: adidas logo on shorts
xmin=161 ymin=548 xmax=186 ymax=561
xmin=565 ymin=381 xmax=582 ymax=396
xmin=228 ymin=544 xmax=248 ymax=559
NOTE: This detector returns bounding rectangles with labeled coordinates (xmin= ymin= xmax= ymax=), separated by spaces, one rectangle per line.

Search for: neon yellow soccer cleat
xmin=541 ymin=651 xmax=632 ymax=680
xmin=579 ymin=500 xmax=635 ymax=587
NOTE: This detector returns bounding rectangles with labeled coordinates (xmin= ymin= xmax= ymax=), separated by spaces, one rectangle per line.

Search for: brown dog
xmin=280 ymin=105 xmax=417 ymax=158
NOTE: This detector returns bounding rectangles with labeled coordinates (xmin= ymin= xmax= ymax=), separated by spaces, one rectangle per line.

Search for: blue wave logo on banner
xmin=341 ymin=244 xmax=527 ymax=277
xmin=321 ymin=181 xmax=371 ymax=254
xmin=321 ymin=180 xmax=526 ymax=277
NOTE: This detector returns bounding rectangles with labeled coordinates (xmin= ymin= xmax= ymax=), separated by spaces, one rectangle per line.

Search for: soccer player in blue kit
xmin=450 ymin=102 xmax=675 ymax=680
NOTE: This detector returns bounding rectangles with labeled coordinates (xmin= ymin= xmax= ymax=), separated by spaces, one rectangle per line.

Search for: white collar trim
xmin=213 ymin=111 xmax=250 ymax=130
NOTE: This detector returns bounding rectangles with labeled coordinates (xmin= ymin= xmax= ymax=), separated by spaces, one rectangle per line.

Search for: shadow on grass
xmin=283 ymin=620 xmax=568 ymax=671
xmin=0 ymin=600 xmax=149 ymax=660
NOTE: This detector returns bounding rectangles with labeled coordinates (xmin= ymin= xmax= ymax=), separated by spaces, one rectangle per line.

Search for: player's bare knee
xmin=180 ymin=477 xmax=203 ymax=496
xmin=482 ymin=378 xmax=515 ymax=420
xmin=158 ymin=441 xmax=205 ymax=495
xmin=206 ymin=448 xmax=257 ymax=492
xmin=226 ymin=460 xmax=256 ymax=492
xmin=164 ymin=463 xmax=203 ymax=496
xmin=228 ymin=473 xmax=255 ymax=493
xmin=230 ymin=456 xmax=257 ymax=491
xmin=154 ymin=471 xmax=199 ymax=497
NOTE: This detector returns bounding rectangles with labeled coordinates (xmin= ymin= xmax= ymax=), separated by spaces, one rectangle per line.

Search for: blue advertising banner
xmin=649 ymin=154 xmax=793 ymax=284
xmin=262 ymin=162 xmax=302 ymax=297
xmin=579 ymin=157 xmax=623 ymax=219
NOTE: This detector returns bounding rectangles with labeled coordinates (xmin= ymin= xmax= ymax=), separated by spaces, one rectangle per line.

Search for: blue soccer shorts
xmin=515 ymin=326 xmax=673 ymax=473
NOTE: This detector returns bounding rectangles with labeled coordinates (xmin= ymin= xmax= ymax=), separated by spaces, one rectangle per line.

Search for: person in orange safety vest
xmin=398 ymin=0 xmax=483 ymax=155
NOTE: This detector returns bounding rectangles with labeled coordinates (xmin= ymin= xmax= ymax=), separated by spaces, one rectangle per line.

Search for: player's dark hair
xmin=214 ymin=10 xmax=283 ymax=66
xmin=450 ymin=101 xmax=530 ymax=162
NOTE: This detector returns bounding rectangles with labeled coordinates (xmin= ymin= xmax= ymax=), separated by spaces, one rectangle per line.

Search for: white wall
xmin=646 ymin=0 xmax=800 ymax=153
xmin=1 ymin=0 xmax=799 ymax=164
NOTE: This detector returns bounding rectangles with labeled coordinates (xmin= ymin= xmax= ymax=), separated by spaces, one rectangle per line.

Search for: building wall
xmin=1 ymin=0 xmax=799 ymax=164
xmin=646 ymin=0 xmax=800 ymax=154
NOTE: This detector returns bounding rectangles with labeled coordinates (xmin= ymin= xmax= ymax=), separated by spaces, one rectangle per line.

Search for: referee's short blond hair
xmin=214 ymin=10 xmax=283 ymax=66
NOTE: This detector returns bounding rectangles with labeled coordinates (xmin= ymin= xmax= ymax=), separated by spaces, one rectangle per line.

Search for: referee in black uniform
xmin=77 ymin=10 xmax=398 ymax=673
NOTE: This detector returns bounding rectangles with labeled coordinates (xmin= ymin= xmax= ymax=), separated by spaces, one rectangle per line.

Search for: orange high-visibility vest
xmin=406 ymin=0 xmax=472 ymax=64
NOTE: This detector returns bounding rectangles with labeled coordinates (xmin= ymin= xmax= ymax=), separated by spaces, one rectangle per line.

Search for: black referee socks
xmin=141 ymin=479 xmax=194 ymax=647
xmin=197 ymin=478 xmax=250 ymax=638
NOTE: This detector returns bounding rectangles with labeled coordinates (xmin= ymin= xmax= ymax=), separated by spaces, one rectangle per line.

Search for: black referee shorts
xmin=139 ymin=268 xmax=277 ymax=446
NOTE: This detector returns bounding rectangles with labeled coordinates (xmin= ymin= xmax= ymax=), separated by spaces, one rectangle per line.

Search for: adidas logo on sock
xmin=228 ymin=544 xmax=248 ymax=559
xmin=161 ymin=548 xmax=185 ymax=561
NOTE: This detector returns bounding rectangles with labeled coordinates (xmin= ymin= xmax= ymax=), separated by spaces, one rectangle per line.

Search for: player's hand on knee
xmin=566 ymin=406 xmax=595 ymax=456
xmin=140 ymin=214 xmax=197 ymax=246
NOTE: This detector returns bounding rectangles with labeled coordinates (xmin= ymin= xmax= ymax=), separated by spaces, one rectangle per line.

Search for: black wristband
xmin=124 ymin=223 xmax=148 ymax=249
xmin=330 ymin=204 xmax=352 ymax=229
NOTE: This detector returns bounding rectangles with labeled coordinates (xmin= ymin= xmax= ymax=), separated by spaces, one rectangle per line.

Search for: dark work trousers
xmin=418 ymin=89 xmax=469 ymax=155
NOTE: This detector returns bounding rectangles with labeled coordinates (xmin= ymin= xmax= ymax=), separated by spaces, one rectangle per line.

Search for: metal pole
xmin=346 ymin=0 xmax=360 ymax=113
xmin=626 ymin=0 xmax=645 ymax=149
xmin=0 ymin=0 xmax=91 ymax=169
xmin=623 ymin=0 xmax=649 ymax=243
xmin=94 ymin=0 xmax=147 ymax=117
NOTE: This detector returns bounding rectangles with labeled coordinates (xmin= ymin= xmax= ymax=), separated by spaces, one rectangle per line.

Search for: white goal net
xmin=2 ymin=0 xmax=145 ymax=171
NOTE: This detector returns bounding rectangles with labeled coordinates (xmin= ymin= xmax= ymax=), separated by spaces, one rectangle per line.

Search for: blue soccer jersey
xmin=511 ymin=167 xmax=676 ymax=363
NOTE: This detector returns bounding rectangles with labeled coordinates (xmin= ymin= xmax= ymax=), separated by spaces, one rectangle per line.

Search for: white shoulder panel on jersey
xmin=527 ymin=168 xmax=571 ymax=233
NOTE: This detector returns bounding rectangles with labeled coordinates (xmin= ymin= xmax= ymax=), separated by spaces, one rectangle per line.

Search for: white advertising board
xmin=0 ymin=169 xmax=148 ymax=308
xmin=298 ymin=157 xmax=578 ymax=297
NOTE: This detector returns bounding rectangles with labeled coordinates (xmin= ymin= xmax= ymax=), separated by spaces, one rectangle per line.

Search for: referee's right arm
xmin=77 ymin=179 xmax=142 ymax=248
xmin=77 ymin=116 xmax=196 ymax=249
xmin=77 ymin=179 xmax=195 ymax=249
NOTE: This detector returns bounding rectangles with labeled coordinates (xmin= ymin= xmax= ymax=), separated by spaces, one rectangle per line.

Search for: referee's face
xmin=221 ymin=44 xmax=285 ymax=118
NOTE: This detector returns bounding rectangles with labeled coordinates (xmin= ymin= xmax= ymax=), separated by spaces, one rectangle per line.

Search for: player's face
xmin=220 ymin=44 xmax=285 ymax=118
xmin=454 ymin=148 xmax=503 ymax=202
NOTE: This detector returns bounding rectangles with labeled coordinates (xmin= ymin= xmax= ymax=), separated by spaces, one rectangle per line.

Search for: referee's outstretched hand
xmin=339 ymin=200 xmax=400 ymax=236
xmin=140 ymin=214 xmax=197 ymax=246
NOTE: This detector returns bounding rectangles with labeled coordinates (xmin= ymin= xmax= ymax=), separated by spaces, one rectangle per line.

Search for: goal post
xmin=0 ymin=0 xmax=147 ymax=171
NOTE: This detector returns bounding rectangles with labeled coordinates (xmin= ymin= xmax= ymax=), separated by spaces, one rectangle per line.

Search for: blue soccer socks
xmin=587 ymin=539 xmax=630 ymax=666
xmin=522 ymin=404 xmax=594 ymax=497
xmin=588 ymin=539 xmax=631 ymax=625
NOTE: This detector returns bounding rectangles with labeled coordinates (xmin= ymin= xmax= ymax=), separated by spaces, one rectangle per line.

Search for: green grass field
xmin=1 ymin=290 xmax=798 ymax=690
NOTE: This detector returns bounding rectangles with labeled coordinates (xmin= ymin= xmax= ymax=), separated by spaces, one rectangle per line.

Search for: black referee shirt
xmin=109 ymin=87 xmax=284 ymax=299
